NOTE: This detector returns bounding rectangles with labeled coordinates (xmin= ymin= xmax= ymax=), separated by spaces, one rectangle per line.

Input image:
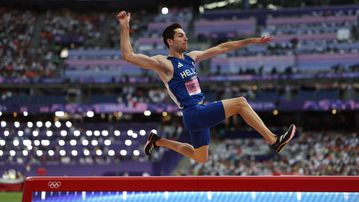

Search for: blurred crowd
xmin=1 ymin=6 xmax=358 ymax=79
xmin=177 ymin=131 xmax=358 ymax=176
xmin=1 ymin=169 xmax=24 ymax=181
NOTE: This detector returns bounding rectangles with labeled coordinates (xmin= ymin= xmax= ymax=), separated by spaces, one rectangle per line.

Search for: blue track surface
xmin=32 ymin=191 xmax=359 ymax=202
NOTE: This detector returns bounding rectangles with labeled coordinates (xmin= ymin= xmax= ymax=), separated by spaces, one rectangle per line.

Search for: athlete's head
xmin=162 ymin=23 xmax=188 ymax=52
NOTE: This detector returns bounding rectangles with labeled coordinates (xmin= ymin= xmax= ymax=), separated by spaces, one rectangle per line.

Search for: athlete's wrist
xmin=120 ymin=24 xmax=130 ymax=30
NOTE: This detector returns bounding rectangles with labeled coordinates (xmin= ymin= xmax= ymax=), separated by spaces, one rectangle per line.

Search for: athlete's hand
xmin=255 ymin=36 xmax=273 ymax=44
xmin=116 ymin=11 xmax=131 ymax=26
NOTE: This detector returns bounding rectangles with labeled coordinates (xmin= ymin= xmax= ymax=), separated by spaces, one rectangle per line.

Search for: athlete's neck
xmin=168 ymin=50 xmax=184 ymax=59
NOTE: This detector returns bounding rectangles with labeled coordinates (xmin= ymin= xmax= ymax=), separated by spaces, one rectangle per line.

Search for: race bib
xmin=185 ymin=77 xmax=201 ymax=96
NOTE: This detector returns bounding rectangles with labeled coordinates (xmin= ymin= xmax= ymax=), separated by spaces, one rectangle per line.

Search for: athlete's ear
xmin=167 ymin=38 xmax=174 ymax=47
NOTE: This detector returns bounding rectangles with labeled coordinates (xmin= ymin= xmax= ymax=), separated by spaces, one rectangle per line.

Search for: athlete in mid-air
xmin=117 ymin=11 xmax=296 ymax=163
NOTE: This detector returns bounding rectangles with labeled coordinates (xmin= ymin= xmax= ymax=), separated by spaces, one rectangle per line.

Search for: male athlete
xmin=117 ymin=11 xmax=296 ymax=164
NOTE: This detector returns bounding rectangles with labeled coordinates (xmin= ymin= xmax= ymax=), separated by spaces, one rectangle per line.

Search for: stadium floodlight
xmin=22 ymin=150 xmax=28 ymax=156
xmin=1 ymin=121 xmax=6 ymax=128
xmin=23 ymin=111 xmax=28 ymax=116
xmin=55 ymin=111 xmax=65 ymax=117
xmin=96 ymin=149 xmax=102 ymax=156
xmin=161 ymin=7 xmax=169 ymax=15
xmin=59 ymin=150 xmax=66 ymax=156
xmin=36 ymin=150 xmax=43 ymax=157
xmin=108 ymin=150 xmax=115 ymax=156
xmin=101 ymin=130 xmax=109 ymax=137
xmin=139 ymin=130 xmax=146 ymax=136
xmin=0 ymin=111 xmax=2 ymax=116
xmin=45 ymin=121 xmax=51 ymax=128
xmin=162 ymin=112 xmax=168 ymax=117
xmin=27 ymin=122 xmax=33 ymax=128
xmin=0 ymin=140 xmax=5 ymax=146
xmin=36 ymin=121 xmax=43 ymax=128
xmin=14 ymin=121 xmax=20 ymax=128
xmin=55 ymin=121 xmax=61 ymax=128
xmin=4 ymin=130 xmax=9 ymax=137
xmin=32 ymin=130 xmax=39 ymax=137
xmin=23 ymin=140 xmax=31 ymax=147
xmin=273 ymin=109 xmax=279 ymax=116
xmin=83 ymin=149 xmax=90 ymax=156
xmin=199 ymin=6 xmax=204 ymax=14
xmin=34 ymin=140 xmax=40 ymax=146
xmin=132 ymin=133 xmax=138 ymax=139
xmin=18 ymin=130 xmax=24 ymax=137
xmin=41 ymin=140 xmax=50 ymax=146
xmin=151 ymin=129 xmax=158 ymax=134
xmin=46 ymin=131 xmax=53 ymax=137
xmin=60 ymin=130 xmax=67 ymax=137
xmin=267 ymin=3 xmax=278 ymax=10
xmin=9 ymin=150 xmax=16 ymax=156
xmin=59 ymin=140 xmax=65 ymax=146
xmin=48 ymin=150 xmax=54 ymax=156
xmin=73 ymin=130 xmax=80 ymax=137
xmin=66 ymin=121 xmax=72 ymax=128
xmin=86 ymin=111 xmax=94 ymax=118
xmin=125 ymin=140 xmax=132 ymax=146
xmin=94 ymin=130 xmax=100 ymax=137
xmin=133 ymin=150 xmax=140 ymax=156
xmin=114 ymin=130 xmax=121 ymax=136
xmin=91 ymin=140 xmax=98 ymax=146
xmin=0 ymin=150 xmax=2 ymax=156
xmin=60 ymin=49 xmax=68 ymax=58
xmin=70 ymin=139 xmax=77 ymax=146
xmin=104 ymin=140 xmax=111 ymax=146
xmin=71 ymin=150 xmax=78 ymax=156
xmin=144 ymin=110 xmax=151 ymax=116
xmin=332 ymin=109 xmax=337 ymax=115
xmin=127 ymin=130 xmax=133 ymax=136
xmin=13 ymin=139 xmax=20 ymax=146
xmin=82 ymin=139 xmax=89 ymax=146
xmin=86 ymin=130 xmax=93 ymax=136
xmin=120 ymin=150 xmax=127 ymax=156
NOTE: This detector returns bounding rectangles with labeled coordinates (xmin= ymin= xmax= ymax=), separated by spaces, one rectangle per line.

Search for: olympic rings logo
xmin=48 ymin=181 xmax=61 ymax=189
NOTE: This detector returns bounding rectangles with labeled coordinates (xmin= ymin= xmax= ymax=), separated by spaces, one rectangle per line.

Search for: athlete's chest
xmin=172 ymin=59 xmax=197 ymax=80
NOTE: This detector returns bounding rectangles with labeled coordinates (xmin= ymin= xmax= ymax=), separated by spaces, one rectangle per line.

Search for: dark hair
xmin=162 ymin=23 xmax=182 ymax=48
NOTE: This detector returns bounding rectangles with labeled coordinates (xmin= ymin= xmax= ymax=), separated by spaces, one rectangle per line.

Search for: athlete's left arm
xmin=188 ymin=36 xmax=272 ymax=63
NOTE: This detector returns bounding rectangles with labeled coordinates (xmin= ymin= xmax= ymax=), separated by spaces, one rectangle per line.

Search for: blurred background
xmin=0 ymin=0 xmax=358 ymax=200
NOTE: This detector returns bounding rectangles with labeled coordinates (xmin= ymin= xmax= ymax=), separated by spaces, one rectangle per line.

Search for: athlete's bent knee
xmin=236 ymin=96 xmax=248 ymax=108
xmin=237 ymin=96 xmax=248 ymax=104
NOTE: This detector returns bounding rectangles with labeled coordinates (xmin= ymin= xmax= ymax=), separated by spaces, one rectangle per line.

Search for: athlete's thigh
xmin=183 ymin=101 xmax=226 ymax=131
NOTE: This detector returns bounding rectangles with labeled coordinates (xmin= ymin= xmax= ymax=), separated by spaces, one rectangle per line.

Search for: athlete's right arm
xmin=116 ymin=11 xmax=163 ymax=71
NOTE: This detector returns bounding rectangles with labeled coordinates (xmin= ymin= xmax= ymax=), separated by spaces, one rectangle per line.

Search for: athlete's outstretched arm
xmin=188 ymin=36 xmax=272 ymax=63
xmin=116 ymin=11 xmax=163 ymax=71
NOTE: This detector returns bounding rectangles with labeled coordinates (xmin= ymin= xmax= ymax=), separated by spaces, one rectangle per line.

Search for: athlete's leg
xmin=145 ymin=128 xmax=210 ymax=164
xmin=221 ymin=97 xmax=277 ymax=144
xmin=156 ymin=139 xmax=208 ymax=164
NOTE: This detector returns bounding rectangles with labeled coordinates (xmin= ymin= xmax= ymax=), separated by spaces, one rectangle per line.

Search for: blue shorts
xmin=182 ymin=101 xmax=226 ymax=148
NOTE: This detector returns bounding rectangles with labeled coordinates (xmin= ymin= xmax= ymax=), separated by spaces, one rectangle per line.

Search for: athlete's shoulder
xmin=150 ymin=54 xmax=174 ymax=75
xmin=186 ymin=51 xmax=201 ymax=62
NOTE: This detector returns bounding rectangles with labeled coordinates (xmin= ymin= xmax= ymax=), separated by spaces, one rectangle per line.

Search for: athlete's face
xmin=170 ymin=28 xmax=188 ymax=52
